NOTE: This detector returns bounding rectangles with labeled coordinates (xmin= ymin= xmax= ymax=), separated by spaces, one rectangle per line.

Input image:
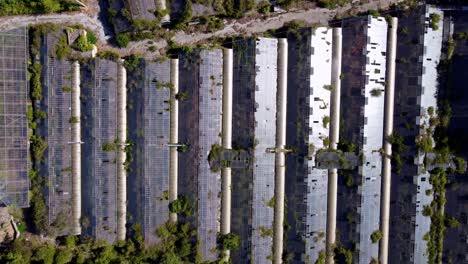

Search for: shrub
xmin=69 ymin=116 xmax=80 ymax=124
xmin=322 ymin=116 xmax=330 ymax=129
xmin=368 ymin=9 xmax=380 ymax=18
xmin=454 ymin=157 xmax=466 ymax=174
xmin=30 ymin=62 xmax=43 ymax=100
xmin=169 ymin=195 xmax=190 ymax=214
xmin=429 ymin=13 xmax=440 ymax=30
xmin=257 ymin=1 xmax=271 ymax=14
xmin=217 ymin=233 xmax=240 ymax=250
xmin=116 ymin=33 xmax=131 ymax=48
xmin=323 ymin=84 xmax=334 ymax=91
xmin=208 ymin=144 xmax=223 ymax=162
xmin=422 ymin=205 xmax=433 ymax=217
xmin=102 ymin=141 xmax=119 ymax=152
xmin=87 ymin=31 xmax=97 ymax=44
xmin=123 ymin=55 xmax=142 ymax=72
xmin=445 ymin=216 xmax=460 ymax=228
xmin=370 ymin=88 xmax=382 ymax=97
xmin=75 ymin=34 xmax=93 ymax=52
xmin=96 ymin=50 xmax=120 ymax=61
xmin=55 ymin=35 xmax=71 ymax=60
xmin=31 ymin=135 xmax=47 ymax=162
xmin=175 ymin=91 xmax=189 ymax=101
xmin=370 ymin=230 xmax=382 ymax=243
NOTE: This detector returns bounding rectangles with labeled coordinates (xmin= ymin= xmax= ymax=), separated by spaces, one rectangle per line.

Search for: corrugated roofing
xmin=413 ymin=6 xmax=444 ymax=263
xmin=142 ymin=60 xmax=171 ymax=244
xmin=197 ymin=49 xmax=223 ymax=261
xmin=251 ymin=38 xmax=277 ymax=264
xmin=0 ymin=27 xmax=29 ymax=208
xmin=304 ymin=27 xmax=333 ymax=262
xmin=44 ymin=32 xmax=74 ymax=234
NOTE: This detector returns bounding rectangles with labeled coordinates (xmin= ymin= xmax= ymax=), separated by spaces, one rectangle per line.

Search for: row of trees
xmin=0 ymin=0 xmax=80 ymax=16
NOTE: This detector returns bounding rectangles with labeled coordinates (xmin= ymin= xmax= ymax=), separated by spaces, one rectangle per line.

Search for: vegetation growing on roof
xmin=429 ymin=13 xmax=441 ymax=31
xmin=217 ymin=233 xmax=240 ymax=250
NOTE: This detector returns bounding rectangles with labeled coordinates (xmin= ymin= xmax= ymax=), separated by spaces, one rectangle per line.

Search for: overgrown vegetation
xmin=386 ymin=133 xmax=406 ymax=173
xmin=0 ymin=0 xmax=81 ymax=16
xmin=317 ymin=0 xmax=350 ymax=9
xmin=429 ymin=13 xmax=441 ymax=31
xmin=55 ymin=35 xmax=71 ymax=60
xmin=27 ymin=25 xmax=51 ymax=236
xmin=1 ymin=221 xmax=201 ymax=263
xmin=116 ymin=33 xmax=131 ymax=48
xmin=217 ymin=233 xmax=240 ymax=250
xmin=169 ymin=195 xmax=192 ymax=215
xmin=74 ymin=34 xmax=93 ymax=52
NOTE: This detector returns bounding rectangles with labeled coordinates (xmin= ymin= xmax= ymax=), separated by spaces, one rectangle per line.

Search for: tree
xmin=33 ymin=245 xmax=56 ymax=264
xmin=217 ymin=233 xmax=240 ymax=250
xmin=54 ymin=249 xmax=73 ymax=264
xmin=42 ymin=0 xmax=62 ymax=13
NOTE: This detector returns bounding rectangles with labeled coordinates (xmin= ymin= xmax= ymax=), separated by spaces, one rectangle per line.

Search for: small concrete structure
xmin=71 ymin=61 xmax=82 ymax=235
xmin=273 ymin=38 xmax=287 ymax=264
xmin=116 ymin=60 xmax=127 ymax=241
xmin=220 ymin=48 xmax=233 ymax=262
xmin=169 ymin=59 xmax=179 ymax=223
xmin=326 ymin=27 xmax=342 ymax=264
xmin=379 ymin=17 xmax=397 ymax=264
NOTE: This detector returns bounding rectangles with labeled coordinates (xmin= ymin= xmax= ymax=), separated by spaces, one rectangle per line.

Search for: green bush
xmin=368 ymin=9 xmax=380 ymax=18
xmin=454 ymin=157 xmax=466 ymax=174
xmin=322 ymin=116 xmax=330 ymax=129
xmin=317 ymin=0 xmax=350 ymax=9
xmin=102 ymin=141 xmax=119 ymax=152
xmin=55 ymin=35 xmax=72 ymax=60
xmin=0 ymin=0 xmax=80 ymax=16
xmin=123 ymin=54 xmax=142 ymax=72
xmin=116 ymin=33 xmax=131 ymax=48
xmin=75 ymin=34 xmax=93 ymax=52
xmin=169 ymin=195 xmax=190 ymax=214
xmin=87 ymin=31 xmax=97 ymax=44
xmin=34 ymin=110 xmax=47 ymax=119
xmin=444 ymin=216 xmax=460 ymax=228
xmin=370 ymin=230 xmax=382 ymax=243
xmin=96 ymin=50 xmax=121 ymax=61
xmin=30 ymin=62 xmax=43 ymax=100
xmin=31 ymin=135 xmax=48 ymax=162
xmin=370 ymin=88 xmax=382 ymax=97
xmin=429 ymin=13 xmax=440 ymax=30
xmin=217 ymin=233 xmax=240 ymax=250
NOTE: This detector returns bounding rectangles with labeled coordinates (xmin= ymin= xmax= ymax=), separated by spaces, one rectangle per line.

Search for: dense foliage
xmin=0 ymin=221 xmax=202 ymax=264
xmin=0 ymin=0 xmax=80 ymax=16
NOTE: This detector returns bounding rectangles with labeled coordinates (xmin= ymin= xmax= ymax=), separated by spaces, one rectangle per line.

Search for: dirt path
xmin=0 ymin=0 xmax=402 ymax=56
